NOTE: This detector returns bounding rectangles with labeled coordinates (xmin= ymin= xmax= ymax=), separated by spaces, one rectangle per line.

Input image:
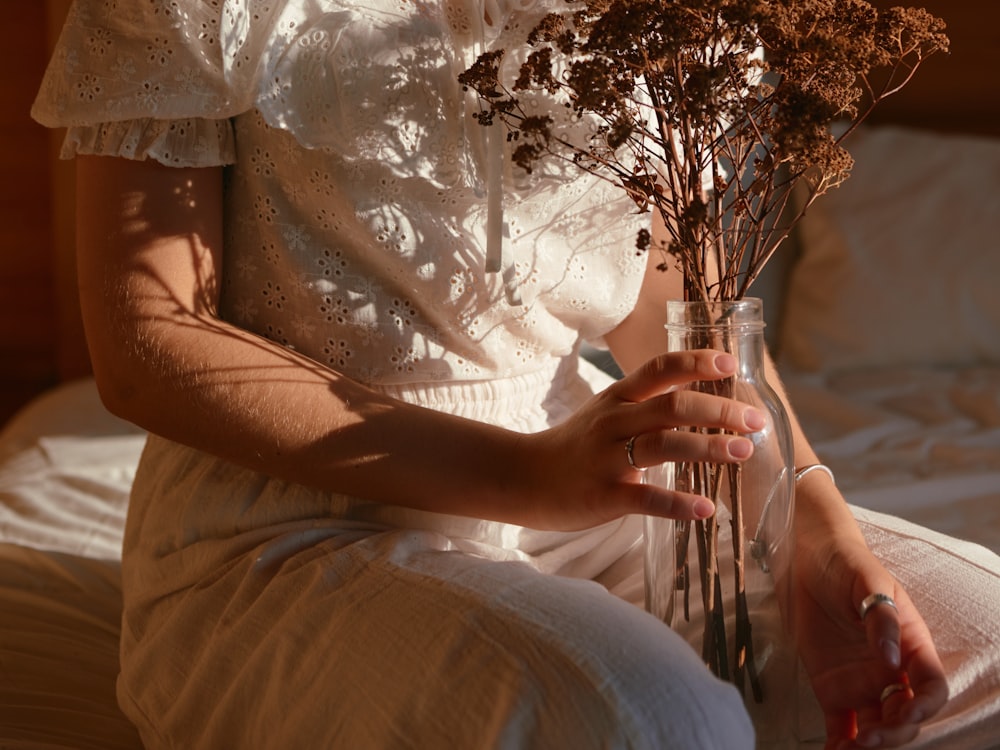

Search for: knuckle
xmin=679 ymin=350 xmax=702 ymax=372
xmin=590 ymin=409 xmax=622 ymax=441
xmin=659 ymin=425 xmax=690 ymax=455
xmin=657 ymin=350 xmax=699 ymax=375
xmin=710 ymin=435 xmax=737 ymax=462
xmin=634 ymin=484 xmax=676 ymax=518
xmin=630 ymin=484 xmax=655 ymax=514
xmin=641 ymin=355 xmax=667 ymax=381
xmin=722 ymin=400 xmax=746 ymax=428
xmin=661 ymin=390 xmax=688 ymax=419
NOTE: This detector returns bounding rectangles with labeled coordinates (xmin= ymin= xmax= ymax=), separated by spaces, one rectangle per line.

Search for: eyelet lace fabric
xmin=33 ymin=0 xmax=646 ymax=390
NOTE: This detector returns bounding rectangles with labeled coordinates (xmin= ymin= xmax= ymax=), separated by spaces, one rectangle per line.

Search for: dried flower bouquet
xmin=460 ymin=0 xmax=947 ymax=301
xmin=460 ymin=0 xmax=947 ymax=704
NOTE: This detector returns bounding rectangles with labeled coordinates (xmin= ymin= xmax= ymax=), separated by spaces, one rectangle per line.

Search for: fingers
xmin=824 ymin=682 xmax=921 ymax=750
xmin=845 ymin=665 xmax=947 ymax=749
xmin=625 ymin=423 xmax=755 ymax=470
xmin=613 ymin=388 xmax=764 ymax=470
xmin=854 ymin=711 xmax=920 ymax=749
xmin=854 ymin=678 xmax=920 ymax=747
xmin=608 ymin=351 xmax=764 ymax=461
xmin=846 ymin=586 xmax=949 ymax=747
xmin=567 ymin=348 xmax=763 ymax=523
xmin=824 ymin=710 xmax=857 ymax=750
xmin=615 ymin=350 xmax=739 ymax=403
xmin=892 ymin=631 xmax=948 ymax=727
xmin=635 ymin=388 xmax=764 ymax=433
xmin=902 ymin=653 xmax=948 ymax=725
xmin=862 ymin=594 xmax=903 ymax=670
xmin=827 ymin=685 xmax=924 ymax=750
xmin=621 ymin=482 xmax=718 ymax=522
xmin=857 ymin=587 xmax=947 ymax=717
xmin=853 ymin=681 xmax=923 ymax=748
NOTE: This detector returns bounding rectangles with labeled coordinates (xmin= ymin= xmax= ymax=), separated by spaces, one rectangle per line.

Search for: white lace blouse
xmin=33 ymin=0 xmax=647 ymax=389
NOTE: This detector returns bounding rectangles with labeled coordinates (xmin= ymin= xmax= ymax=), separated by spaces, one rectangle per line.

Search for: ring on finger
xmin=859 ymin=592 xmax=897 ymax=620
xmin=626 ymin=435 xmax=645 ymax=472
xmin=880 ymin=681 xmax=909 ymax=703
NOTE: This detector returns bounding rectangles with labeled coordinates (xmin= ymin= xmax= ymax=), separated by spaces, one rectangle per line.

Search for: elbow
xmin=85 ymin=324 xmax=172 ymax=429
xmin=89 ymin=356 xmax=152 ymax=427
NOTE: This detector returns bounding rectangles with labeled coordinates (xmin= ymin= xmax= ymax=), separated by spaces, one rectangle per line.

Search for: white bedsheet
xmin=0 ymin=379 xmax=145 ymax=557
xmin=784 ymin=366 xmax=1000 ymax=554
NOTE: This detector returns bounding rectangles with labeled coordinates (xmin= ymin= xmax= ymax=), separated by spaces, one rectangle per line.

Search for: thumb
xmin=857 ymin=590 xmax=902 ymax=669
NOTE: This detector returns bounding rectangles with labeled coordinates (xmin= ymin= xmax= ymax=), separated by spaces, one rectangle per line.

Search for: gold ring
xmin=858 ymin=592 xmax=897 ymax=620
xmin=626 ymin=436 xmax=645 ymax=472
xmin=880 ymin=681 xmax=908 ymax=703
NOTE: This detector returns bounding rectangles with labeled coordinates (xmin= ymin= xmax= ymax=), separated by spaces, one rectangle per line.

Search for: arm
xmin=76 ymin=154 xmax=759 ymax=531
xmin=76 ymin=155 xmax=530 ymax=524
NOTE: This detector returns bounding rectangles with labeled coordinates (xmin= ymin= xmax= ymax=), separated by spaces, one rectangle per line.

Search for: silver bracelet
xmin=794 ymin=463 xmax=835 ymax=486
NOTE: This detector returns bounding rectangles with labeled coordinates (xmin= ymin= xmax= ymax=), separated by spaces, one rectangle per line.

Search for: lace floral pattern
xmin=34 ymin=0 xmax=647 ymax=387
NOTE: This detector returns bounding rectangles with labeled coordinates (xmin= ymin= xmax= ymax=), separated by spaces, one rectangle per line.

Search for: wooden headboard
xmin=0 ymin=2 xmax=67 ymax=423
xmin=1 ymin=0 xmax=998 ymax=423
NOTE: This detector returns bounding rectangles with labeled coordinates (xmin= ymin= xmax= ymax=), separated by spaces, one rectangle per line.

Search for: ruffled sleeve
xmin=59 ymin=118 xmax=236 ymax=166
xmin=31 ymin=0 xmax=287 ymax=166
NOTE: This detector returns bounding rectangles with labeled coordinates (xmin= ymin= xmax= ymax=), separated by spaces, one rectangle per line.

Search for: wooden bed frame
xmin=1 ymin=0 xmax=997 ymax=423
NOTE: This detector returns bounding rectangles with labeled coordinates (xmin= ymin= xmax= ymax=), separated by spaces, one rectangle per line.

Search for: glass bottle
xmin=644 ymin=297 xmax=797 ymax=748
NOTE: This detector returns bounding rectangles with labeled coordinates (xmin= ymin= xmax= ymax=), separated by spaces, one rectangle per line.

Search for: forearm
xmin=76 ymin=154 xmax=530 ymax=526
xmin=98 ymin=310 xmax=531 ymax=524
xmin=762 ymin=353 xmax=865 ymax=545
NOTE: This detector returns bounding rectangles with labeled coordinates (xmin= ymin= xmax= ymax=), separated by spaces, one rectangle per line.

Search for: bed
xmin=3 ymin=1 xmax=999 ymax=747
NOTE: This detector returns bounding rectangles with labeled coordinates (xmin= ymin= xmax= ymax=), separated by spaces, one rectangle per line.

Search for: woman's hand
xmin=792 ymin=501 xmax=949 ymax=749
xmin=514 ymin=349 xmax=767 ymax=531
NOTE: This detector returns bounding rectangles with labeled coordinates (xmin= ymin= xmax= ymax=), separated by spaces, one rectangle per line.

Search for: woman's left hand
xmin=792 ymin=523 xmax=949 ymax=749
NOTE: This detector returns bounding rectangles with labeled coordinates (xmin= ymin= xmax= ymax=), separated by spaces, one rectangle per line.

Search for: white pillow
xmin=778 ymin=125 xmax=1000 ymax=372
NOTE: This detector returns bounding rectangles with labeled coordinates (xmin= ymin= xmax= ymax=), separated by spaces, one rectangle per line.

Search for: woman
xmin=33 ymin=0 xmax=955 ymax=747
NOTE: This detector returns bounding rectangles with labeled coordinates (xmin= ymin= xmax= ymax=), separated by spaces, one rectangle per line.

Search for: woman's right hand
xmin=514 ymin=349 xmax=766 ymax=531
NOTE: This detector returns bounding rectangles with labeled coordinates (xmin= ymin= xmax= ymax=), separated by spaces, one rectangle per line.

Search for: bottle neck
xmin=665 ymin=299 xmax=767 ymax=380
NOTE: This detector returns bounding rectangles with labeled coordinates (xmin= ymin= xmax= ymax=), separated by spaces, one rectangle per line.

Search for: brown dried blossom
xmin=459 ymin=0 xmax=948 ymax=301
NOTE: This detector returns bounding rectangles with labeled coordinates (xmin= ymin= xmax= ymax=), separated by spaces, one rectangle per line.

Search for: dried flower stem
xmin=461 ymin=0 xmax=948 ymax=699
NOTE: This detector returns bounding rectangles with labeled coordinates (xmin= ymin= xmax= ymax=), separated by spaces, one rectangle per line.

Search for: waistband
xmin=372 ymin=354 xmax=612 ymax=431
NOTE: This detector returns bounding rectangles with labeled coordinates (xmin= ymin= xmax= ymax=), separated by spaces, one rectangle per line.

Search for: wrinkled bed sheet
xmin=784 ymin=365 xmax=1000 ymax=554
xmin=0 ymin=381 xmax=145 ymax=559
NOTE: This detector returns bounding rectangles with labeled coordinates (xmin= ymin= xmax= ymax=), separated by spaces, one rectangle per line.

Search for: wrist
xmin=793 ymin=466 xmax=864 ymax=545
xmin=794 ymin=463 xmax=835 ymax=487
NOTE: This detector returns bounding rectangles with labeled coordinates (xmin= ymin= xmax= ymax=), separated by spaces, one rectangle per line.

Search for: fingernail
xmin=904 ymin=707 xmax=924 ymax=724
xmin=693 ymin=498 xmax=715 ymax=518
xmin=715 ymin=353 xmax=737 ymax=373
xmin=744 ymin=407 xmax=766 ymax=430
xmin=881 ymin=638 xmax=901 ymax=669
xmin=728 ymin=438 xmax=753 ymax=459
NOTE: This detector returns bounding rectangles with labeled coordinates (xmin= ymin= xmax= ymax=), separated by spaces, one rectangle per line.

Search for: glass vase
xmin=643 ymin=298 xmax=798 ymax=748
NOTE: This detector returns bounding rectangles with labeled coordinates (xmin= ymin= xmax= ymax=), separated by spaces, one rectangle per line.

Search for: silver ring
xmin=626 ymin=436 xmax=645 ymax=472
xmin=880 ymin=681 xmax=908 ymax=703
xmin=858 ymin=593 xmax=898 ymax=620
